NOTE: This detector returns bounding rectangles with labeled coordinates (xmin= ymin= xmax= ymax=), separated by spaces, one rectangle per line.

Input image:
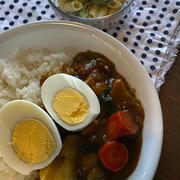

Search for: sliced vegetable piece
xmin=106 ymin=111 xmax=139 ymax=141
xmin=99 ymin=141 xmax=128 ymax=171
xmin=111 ymin=78 xmax=133 ymax=106
xmin=40 ymin=135 xmax=79 ymax=180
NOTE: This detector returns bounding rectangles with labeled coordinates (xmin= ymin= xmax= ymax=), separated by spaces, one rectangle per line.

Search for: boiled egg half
xmin=0 ymin=100 xmax=62 ymax=175
xmin=41 ymin=73 xmax=100 ymax=131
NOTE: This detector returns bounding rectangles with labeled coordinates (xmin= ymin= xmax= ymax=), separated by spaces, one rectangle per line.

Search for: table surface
xmin=154 ymin=49 xmax=180 ymax=180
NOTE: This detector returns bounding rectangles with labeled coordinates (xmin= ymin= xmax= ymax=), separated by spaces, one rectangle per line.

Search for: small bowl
xmin=48 ymin=0 xmax=134 ymax=28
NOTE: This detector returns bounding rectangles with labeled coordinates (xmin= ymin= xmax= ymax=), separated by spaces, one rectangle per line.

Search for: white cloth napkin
xmin=0 ymin=0 xmax=180 ymax=90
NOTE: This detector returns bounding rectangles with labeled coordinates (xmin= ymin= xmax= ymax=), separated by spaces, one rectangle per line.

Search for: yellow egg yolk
xmin=53 ymin=88 xmax=89 ymax=125
xmin=11 ymin=119 xmax=56 ymax=164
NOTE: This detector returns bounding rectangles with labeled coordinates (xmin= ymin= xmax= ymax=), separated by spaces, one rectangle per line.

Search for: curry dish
xmin=40 ymin=50 xmax=144 ymax=180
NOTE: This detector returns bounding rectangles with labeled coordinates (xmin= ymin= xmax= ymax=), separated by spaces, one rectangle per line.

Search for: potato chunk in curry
xmin=40 ymin=135 xmax=79 ymax=180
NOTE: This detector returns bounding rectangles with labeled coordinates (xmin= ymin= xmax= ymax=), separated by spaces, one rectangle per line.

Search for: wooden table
xmin=154 ymin=49 xmax=180 ymax=180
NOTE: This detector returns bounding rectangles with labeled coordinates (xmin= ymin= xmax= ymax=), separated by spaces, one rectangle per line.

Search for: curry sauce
xmin=71 ymin=51 xmax=144 ymax=180
xmin=40 ymin=50 xmax=144 ymax=180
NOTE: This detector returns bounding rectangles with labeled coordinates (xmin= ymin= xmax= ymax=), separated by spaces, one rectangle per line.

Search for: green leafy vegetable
xmin=99 ymin=86 xmax=116 ymax=117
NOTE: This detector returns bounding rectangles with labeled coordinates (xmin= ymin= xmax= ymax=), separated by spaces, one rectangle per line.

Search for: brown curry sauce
xmin=40 ymin=50 xmax=144 ymax=180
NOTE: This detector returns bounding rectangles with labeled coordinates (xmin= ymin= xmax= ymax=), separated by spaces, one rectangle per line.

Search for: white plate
xmin=0 ymin=21 xmax=163 ymax=180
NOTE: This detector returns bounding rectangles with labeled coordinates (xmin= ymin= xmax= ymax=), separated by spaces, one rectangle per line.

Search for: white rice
xmin=0 ymin=48 xmax=72 ymax=179
xmin=0 ymin=48 xmax=71 ymax=108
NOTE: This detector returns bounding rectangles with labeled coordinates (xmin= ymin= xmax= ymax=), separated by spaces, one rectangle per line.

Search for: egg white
xmin=41 ymin=73 xmax=100 ymax=131
xmin=0 ymin=100 xmax=62 ymax=175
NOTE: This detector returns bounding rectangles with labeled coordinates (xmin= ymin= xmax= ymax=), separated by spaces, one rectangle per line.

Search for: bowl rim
xmin=48 ymin=0 xmax=134 ymax=20
xmin=0 ymin=20 xmax=163 ymax=180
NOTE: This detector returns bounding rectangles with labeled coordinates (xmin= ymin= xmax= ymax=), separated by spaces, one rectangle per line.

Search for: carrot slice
xmin=106 ymin=111 xmax=139 ymax=141
xmin=99 ymin=141 xmax=128 ymax=171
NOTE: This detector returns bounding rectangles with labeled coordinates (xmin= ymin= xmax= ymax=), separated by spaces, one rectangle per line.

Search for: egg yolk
xmin=11 ymin=119 xmax=56 ymax=164
xmin=53 ymin=88 xmax=89 ymax=125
